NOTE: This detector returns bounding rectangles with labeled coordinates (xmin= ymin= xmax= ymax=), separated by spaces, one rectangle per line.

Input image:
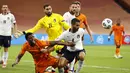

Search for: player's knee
xmin=116 ymin=45 xmax=120 ymax=48
xmin=58 ymin=58 xmax=66 ymax=68
xmin=58 ymin=63 xmax=64 ymax=68
xmin=79 ymin=56 xmax=85 ymax=61
xmin=79 ymin=52 xmax=85 ymax=61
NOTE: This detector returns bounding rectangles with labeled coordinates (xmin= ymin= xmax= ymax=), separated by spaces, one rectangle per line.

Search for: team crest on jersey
xmin=7 ymin=17 xmax=10 ymax=20
xmin=54 ymin=19 xmax=56 ymax=22
xmin=3 ymin=20 xmax=6 ymax=24
xmin=77 ymin=34 xmax=80 ymax=38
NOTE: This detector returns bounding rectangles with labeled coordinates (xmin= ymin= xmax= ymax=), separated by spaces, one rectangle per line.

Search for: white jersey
xmin=56 ymin=28 xmax=85 ymax=52
xmin=0 ymin=13 xmax=16 ymax=36
xmin=63 ymin=12 xmax=75 ymax=26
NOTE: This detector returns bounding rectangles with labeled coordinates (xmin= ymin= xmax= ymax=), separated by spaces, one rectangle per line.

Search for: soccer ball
xmin=102 ymin=18 xmax=113 ymax=29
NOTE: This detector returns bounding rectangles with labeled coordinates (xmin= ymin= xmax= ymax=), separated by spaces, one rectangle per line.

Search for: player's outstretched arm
xmin=108 ymin=30 xmax=113 ymax=41
xmin=84 ymin=24 xmax=94 ymax=43
xmin=14 ymin=30 xmax=23 ymax=38
xmin=12 ymin=54 xmax=23 ymax=67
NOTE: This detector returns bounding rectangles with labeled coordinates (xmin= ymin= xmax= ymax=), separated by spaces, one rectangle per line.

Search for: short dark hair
xmin=43 ymin=4 xmax=50 ymax=9
xmin=23 ymin=32 xmax=33 ymax=40
xmin=72 ymin=1 xmax=81 ymax=5
xmin=71 ymin=18 xmax=80 ymax=25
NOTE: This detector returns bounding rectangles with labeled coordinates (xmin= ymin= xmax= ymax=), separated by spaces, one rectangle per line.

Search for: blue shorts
xmin=0 ymin=35 xmax=11 ymax=48
xmin=63 ymin=49 xmax=86 ymax=63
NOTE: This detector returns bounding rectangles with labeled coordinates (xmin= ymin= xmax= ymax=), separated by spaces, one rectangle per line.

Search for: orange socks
xmin=116 ymin=48 xmax=120 ymax=56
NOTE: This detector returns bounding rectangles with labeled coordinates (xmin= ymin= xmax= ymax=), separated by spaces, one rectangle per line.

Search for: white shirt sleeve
xmin=55 ymin=31 xmax=66 ymax=41
xmin=63 ymin=13 xmax=69 ymax=24
xmin=11 ymin=13 xmax=16 ymax=24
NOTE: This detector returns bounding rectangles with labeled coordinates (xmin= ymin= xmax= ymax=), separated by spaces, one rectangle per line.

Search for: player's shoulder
xmin=53 ymin=13 xmax=62 ymax=17
xmin=0 ymin=13 xmax=2 ymax=16
xmin=38 ymin=16 xmax=46 ymax=22
xmin=63 ymin=12 xmax=70 ymax=15
xmin=112 ymin=24 xmax=116 ymax=27
xmin=79 ymin=28 xmax=85 ymax=32
xmin=23 ymin=42 xmax=29 ymax=48
xmin=121 ymin=24 xmax=124 ymax=27
xmin=80 ymin=13 xmax=87 ymax=17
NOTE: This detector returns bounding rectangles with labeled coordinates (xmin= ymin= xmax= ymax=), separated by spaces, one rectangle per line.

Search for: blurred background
xmin=1 ymin=0 xmax=130 ymax=34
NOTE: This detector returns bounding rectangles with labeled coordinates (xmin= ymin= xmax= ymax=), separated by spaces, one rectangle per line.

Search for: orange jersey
xmin=76 ymin=13 xmax=88 ymax=28
xmin=20 ymin=39 xmax=54 ymax=65
xmin=112 ymin=24 xmax=124 ymax=40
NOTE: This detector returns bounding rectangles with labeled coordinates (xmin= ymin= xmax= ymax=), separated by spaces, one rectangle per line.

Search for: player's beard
xmin=70 ymin=11 xmax=75 ymax=15
xmin=29 ymin=40 xmax=35 ymax=47
xmin=46 ymin=12 xmax=52 ymax=16
xmin=72 ymin=28 xmax=79 ymax=33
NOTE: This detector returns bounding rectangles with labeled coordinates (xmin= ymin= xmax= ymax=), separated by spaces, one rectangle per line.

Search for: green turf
xmin=0 ymin=45 xmax=130 ymax=73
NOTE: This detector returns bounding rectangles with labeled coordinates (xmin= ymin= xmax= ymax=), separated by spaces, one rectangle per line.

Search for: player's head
xmin=73 ymin=1 xmax=81 ymax=13
xmin=43 ymin=4 xmax=52 ymax=16
xmin=24 ymin=32 xmax=36 ymax=47
xmin=116 ymin=18 xmax=121 ymax=26
xmin=1 ymin=5 xmax=9 ymax=13
xmin=69 ymin=2 xmax=78 ymax=15
xmin=71 ymin=18 xmax=80 ymax=32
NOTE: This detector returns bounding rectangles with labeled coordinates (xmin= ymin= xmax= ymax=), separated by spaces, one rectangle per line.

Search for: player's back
xmin=24 ymin=39 xmax=50 ymax=64
xmin=76 ymin=13 xmax=88 ymax=28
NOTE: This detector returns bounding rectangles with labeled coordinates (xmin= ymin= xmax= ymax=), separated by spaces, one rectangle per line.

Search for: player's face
xmin=72 ymin=22 xmax=80 ymax=31
xmin=27 ymin=35 xmax=36 ymax=47
xmin=69 ymin=4 xmax=77 ymax=14
xmin=116 ymin=19 xmax=121 ymax=25
xmin=44 ymin=6 xmax=52 ymax=16
xmin=76 ymin=4 xmax=81 ymax=13
xmin=1 ymin=5 xmax=8 ymax=13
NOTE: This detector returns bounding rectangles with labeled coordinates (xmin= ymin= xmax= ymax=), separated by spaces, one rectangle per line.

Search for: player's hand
xmin=14 ymin=30 xmax=23 ymax=38
xmin=90 ymin=36 xmax=94 ymax=43
xmin=12 ymin=62 xmax=18 ymax=67
xmin=108 ymin=36 xmax=110 ymax=41
xmin=66 ymin=42 xmax=75 ymax=47
xmin=90 ymin=39 xmax=94 ymax=43
xmin=41 ymin=49 xmax=48 ymax=53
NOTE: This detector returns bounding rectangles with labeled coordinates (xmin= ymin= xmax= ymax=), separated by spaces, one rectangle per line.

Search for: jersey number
xmin=49 ymin=24 xmax=52 ymax=28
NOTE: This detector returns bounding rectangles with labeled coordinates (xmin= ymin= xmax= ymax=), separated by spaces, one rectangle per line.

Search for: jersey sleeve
xmin=112 ymin=25 xmax=115 ymax=31
xmin=11 ymin=14 xmax=16 ymax=24
xmin=55 ymin=31 xmax=66 ymax=41
xmin=25 ymin=19 xmax=43 ymax=33
xmin=83 ymin=15 xmax=88 ymax=25
xmin=19 ymin=43 xmax=28 ymax=55
xmin=58 ymin=14 xmax=70 ymax=30
xmin=63 ymin=13 xmax=69 ymax=24
xmin=41 ymin=41 xmax=50 ymax=46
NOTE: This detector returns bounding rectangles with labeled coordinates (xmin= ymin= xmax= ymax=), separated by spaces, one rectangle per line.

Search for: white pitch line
xmin=84 ymin=65 xmax=130 ymax=71
xmin=8 ymin=59 xmax=130 ymax=71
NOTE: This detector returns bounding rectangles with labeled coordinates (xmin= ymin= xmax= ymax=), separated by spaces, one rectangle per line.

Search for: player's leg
xmin=35 ymin=66 xmax=47 ymax=73
xmin=114 ymin=39 xmax=122 ymax=58
xmin=58 ymin=50 xmax=76 ymax=68
xmin=76 ymin=49 xmax=86 ymax=73
xmin=56 ymin=45 xmax=69 ymax=73
xmin=2 ymin=36 xmax=11 ymax=68
xmin=69 ymin=58 xmax=76 ymax=73
xmin=0 ymin=46 xmax=3 ymax=64
xmin=0 ymin=36 xmax=3 ymax=64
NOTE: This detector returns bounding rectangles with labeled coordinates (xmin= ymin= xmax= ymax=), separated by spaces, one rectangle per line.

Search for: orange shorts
xmin=35 ymin=56 xmax=58 ymax=73
xmin=115 ymin=39 xmax=122 ymax=46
